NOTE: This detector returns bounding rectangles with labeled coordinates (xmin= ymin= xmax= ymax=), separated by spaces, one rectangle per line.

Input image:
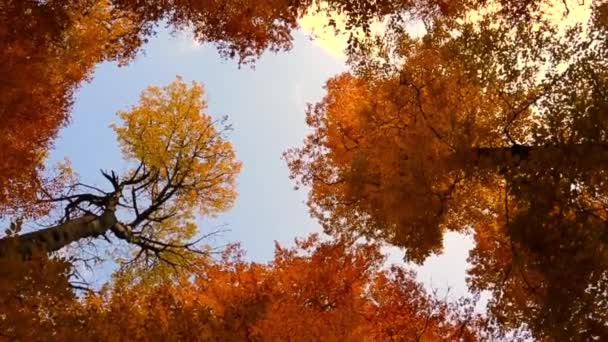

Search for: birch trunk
xmin=0 ymin=205 xmax=118 ymax=259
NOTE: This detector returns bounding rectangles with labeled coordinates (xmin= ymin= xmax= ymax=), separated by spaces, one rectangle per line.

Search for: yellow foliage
xmin=110 ymin=77 xmax=241 ymax=283
xmin=113 ymin=76 xmax=241 ymax=218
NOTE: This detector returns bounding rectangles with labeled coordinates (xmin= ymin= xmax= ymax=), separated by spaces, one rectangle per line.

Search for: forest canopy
xmin=1 ymin=0 xmax=607 ymax=340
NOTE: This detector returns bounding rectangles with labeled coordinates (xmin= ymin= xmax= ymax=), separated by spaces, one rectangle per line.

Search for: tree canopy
xmin=2 ymin=0 xmax=606 ymax=340
xmin=286 ymin=0 xmax=608 ymax=339
xmin=1 ymin=236 xmax=483 ymax=341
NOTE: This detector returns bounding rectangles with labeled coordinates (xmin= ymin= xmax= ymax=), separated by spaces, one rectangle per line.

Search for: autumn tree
xmin=250 ymin=236 xmax=480 ymax=341
xmin=0 ymin=77 xmax=241 ymax=275
xmin=287 ymin=0 xmax=608 ymax=339
xmin=1 ymin=235 xmax=481 ymax=341
xmin=0 ymin=1 xmax=143 ymax=215
xmin=0 ymin=254 xmax=78 ymax=341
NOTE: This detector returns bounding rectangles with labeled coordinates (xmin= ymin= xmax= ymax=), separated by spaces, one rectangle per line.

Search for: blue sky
xmin=49 ymin=27 xmax=473 ymax=298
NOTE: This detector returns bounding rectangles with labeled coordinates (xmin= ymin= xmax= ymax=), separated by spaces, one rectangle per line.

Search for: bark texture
xmin=0 ymin=198 xmax=118 ymax=259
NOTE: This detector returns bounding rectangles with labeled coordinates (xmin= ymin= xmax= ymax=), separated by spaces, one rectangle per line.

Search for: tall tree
xmin=286 ymin=1 xmax=608 ymax=339
xmin=0 ymin=77 xmax=241 ymax=268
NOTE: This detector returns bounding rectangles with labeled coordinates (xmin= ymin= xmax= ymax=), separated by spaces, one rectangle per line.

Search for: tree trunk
xmin=0 ymin=205 xmax=117 ymax=259
xmin=465 ymin=143 xmax=608 ymax=170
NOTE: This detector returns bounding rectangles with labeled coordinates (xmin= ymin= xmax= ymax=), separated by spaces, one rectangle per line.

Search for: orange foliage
xmin=0 ymin=236 xmax=480 ymax=341
xmin=4 ymin=0 xmax=604 ymax=339
xmin=0 ymin=1 xmax=140 ymax=214
xmin=286 ymin=51 xmax=506 ymax=262
xmin=93 ymin=237 xmax=478 ymax=341
xmin=0 ymin=254 xmax=77 ymax=341
xmin=287 ymin=0 xmax=608 ymax=339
